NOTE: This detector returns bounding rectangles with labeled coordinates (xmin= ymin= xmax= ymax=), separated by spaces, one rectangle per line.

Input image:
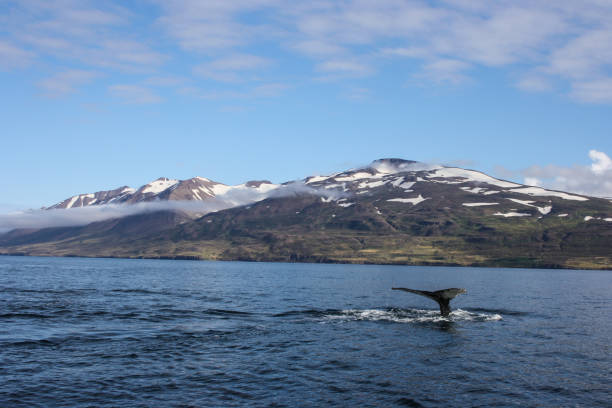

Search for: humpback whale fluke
xmin=392 ymin=288 xmax=467 ymax=316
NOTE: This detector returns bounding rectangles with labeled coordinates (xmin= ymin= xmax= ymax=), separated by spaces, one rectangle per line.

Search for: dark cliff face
xmin=3 ymin=159 xmax=612 ymax=269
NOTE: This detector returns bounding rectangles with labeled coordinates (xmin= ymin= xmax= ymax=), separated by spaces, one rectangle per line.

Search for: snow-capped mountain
xmin=47 ymin=186 xmax=136 ymax=209
xmin=48 ymin=158 xmax=591 ymax=215
xmin=47 ymin=177 xmax=279 ymax=209
xmin=43 ymin=157 xmax=607 ymax=228
xmin=4 ymin=158 xmax=611 ymax=269
xmin=300 ymin=158 xmax=590 ymax=219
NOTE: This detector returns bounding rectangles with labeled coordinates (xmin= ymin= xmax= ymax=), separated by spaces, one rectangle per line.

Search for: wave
xmin=272 ymin=309 xmax=336 ymax=318
xmin=110 ymin=288 xmax=163 ymax=295
xmin=466 ymin=307 xmax=529 ymax=316
xmin=275 ymin=307 xmax=502 ymax=323
xmin=327 ymin=308 xmax=502 ymax=323
xmin=203 ymin=308 xmax=253 ymax=316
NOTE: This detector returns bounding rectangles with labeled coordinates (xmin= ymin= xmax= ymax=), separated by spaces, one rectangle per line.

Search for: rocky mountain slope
xmin=2 ymin=159 xmax=611 ymax=269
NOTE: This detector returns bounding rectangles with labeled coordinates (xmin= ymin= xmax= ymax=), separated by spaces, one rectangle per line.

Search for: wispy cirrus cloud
xmin=178 ymin=82 xmax=289 ymax=100
xmin=3 ymin=0 xmax=164 ymax=79
xmin=315 ymin=58 xmax=374 ymax=79
xmin=160 ymin=0 xmax=612 ymax=100
xmin=416 ymin=59 xmax=472 ymax=84
xmin=38 ymin=69 xmax=100 ymax=96
xmin=3 ymin=0 xmax=612 ymax=102
xmin=570 ymin=79 xmax=612 ymax=103
xmin=154 ymin=0 xmax=281 ymax=51
xmin=516 ymin=74 xmax=554 ymax=92
xmin=194 ymin=54 xmax=272 ymax=82
xmin=0 ymin=40 xmax=34 ymax=69
xmin=109 ymin=84 xmax=162 ymax=104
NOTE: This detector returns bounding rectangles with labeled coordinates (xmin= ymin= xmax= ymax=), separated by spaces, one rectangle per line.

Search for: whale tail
xmin=392 ymin=287 xmax=467 ymax=316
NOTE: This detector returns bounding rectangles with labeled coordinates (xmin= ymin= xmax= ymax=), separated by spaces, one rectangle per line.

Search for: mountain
xmin=47 ymin=176 xmax=279 ymax=209
xmin=2 ymin=159 xmax=612 ymax=269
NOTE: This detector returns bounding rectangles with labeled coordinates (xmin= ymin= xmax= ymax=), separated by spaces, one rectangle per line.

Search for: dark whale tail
xmin=392 ymin=288 xmax=467 ymax=316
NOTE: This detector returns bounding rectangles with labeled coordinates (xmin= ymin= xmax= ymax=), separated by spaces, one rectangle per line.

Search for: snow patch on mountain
xmin=430 ymin=168 xmax=520 ymax=188
xmin=494 ymin=212 xmax=531 ymax=218
xmin=141 ymin=178 xmax=179 ymax=194
xmin=508 ymin=187 xmax=588 ymax=201
xmin=335 ymin=172 xmax=381 ymax=182
xmin=66 ymin=195 xmax=80 ymax=209
xmin=399 ymin=181 xmax=415 ymax=190
xmin=462 ymin=202 xmax=499 ymax=207
xmin=507 ymin=198 xmax=553 ymax=215
xmin=387 ymin=195 xmax=428 ymax=205
xmin=538 ymin=206 xmax=552 ymax=215
xmin=357 ymin=180 xmax=388 ymax=189
xmin=461 ymin=187 xmax=486 ymax=194
xmin=584 ymin=216 xmax=612 ymax=222
xmin=507 ymin=198 xmax=534 ymax=206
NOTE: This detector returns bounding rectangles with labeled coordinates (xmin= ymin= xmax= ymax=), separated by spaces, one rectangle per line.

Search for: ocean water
xmin=0 ymin=256 xmax=610 ymax=407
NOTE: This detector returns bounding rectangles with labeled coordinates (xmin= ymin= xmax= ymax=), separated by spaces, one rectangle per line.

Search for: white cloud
xmin=344 ymin=87 xmax=370 ymax=101
xmin=0 ymin=40 xmax=33 ymax=69
xmin=547 ymin=29 xmax=612 ymax=80
xmin=251 ymin=83 xmax=288 ymax=98
xmin=590 ymin=149 xmax=612 ymax=175
xmin=155 ymin=0 xmax=280 ymax=51
xmin=283 ymin=1 xmax=612 ymax=99
xmin=38 ymin=69 xmax=99 ymax=96
xmin=5 ymin=0 xmax=164 ymax=72
xmin=315 ymin=59 xmax=373 ymax=79
xmin=3 ymin=0 xmax=612 ymax=102
xmin=516 ymin=75 xmax=554 ymax=92
xmin=380 ymin=47 xmax=430 ymax=59
xmin=181 ymin=82 xmax=289 ymax=100
xmin=523 ymin=177 xmax=542 ymax=187
xmin=570 ymin=79 xmax=612 ymax=103
xmin=438 ymin=7 xmax=565 ymax=66
xmin=109 ymin=84 xmax=162 ymax=104
xmin=417 ymin=59 xmax=471 ymax=84
xmin=0 ymin=202 xmax=204 ymax=233
xmin=292 ymin=40 xmax=346 ymax=57
xmin=194 ymin=54 xmax=272 ymax=82
xmin=520 ymin=150 xmax=612 ymax=198
xmin=144 ymin=75 xmax=186 ymax=87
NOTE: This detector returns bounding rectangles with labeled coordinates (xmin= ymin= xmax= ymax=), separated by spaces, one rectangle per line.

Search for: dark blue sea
xmin=0 ymin=256 xmax=610 ymax=407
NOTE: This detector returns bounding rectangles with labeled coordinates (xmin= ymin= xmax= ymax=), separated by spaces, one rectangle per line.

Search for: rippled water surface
xmin=0 ymin=256 xmax=610 ymax=407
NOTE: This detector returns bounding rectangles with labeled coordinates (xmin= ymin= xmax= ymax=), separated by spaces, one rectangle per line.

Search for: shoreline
xmin=1 ymin=252 xmax=610 ymax=271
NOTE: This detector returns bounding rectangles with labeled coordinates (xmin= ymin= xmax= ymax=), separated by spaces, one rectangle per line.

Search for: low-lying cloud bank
xmin=0 ymin=201 xmax=194 ymax=233
xmin=0 ymin=182 xmax=342 ymax=234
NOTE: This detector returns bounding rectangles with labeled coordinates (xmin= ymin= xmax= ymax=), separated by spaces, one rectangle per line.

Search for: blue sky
xmin=1 ymin=0 xmax=612 ymax=209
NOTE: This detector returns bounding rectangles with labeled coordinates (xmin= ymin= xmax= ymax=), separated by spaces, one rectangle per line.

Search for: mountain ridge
xmin=45 ymin=158 xmax=593 ymax=211
xmin=46 ymin=175 xmax=279 ymax=209
xmin=2 ymin=158 xmax=611 ymax=270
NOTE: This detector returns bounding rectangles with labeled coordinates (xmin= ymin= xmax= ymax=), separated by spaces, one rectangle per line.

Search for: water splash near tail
xmin=322 ymin=308 xmax=502 ymax=323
